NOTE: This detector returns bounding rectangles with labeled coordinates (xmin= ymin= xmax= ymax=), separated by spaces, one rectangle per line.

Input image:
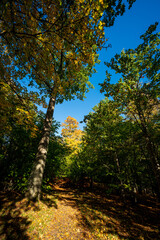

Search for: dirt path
xmin=42 ymin=185 xmax=93 ymax=240
xmin=0 ymin=184 xmax=94 ymax=240
xmin=0 ymin=181 xmax=160 ymax=240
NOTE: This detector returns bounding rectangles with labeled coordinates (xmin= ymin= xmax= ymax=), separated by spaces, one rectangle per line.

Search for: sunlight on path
xmin=1 ymin=184 xmax=159 ymax=240
xmin=42 ymin=186 xmax=94 ymax=240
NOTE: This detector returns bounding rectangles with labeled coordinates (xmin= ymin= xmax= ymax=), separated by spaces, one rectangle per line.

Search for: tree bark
xmin=145 ymin=136 xmax=160 ymax=201
xmin=26 ymin=96 xmax=56 ymax=201
xmin=138 ymin=111 xmax=160 ymax=200
xmin=135 ymin=97 xmax=160 ymax=201
xmin=115 ymin=152 xmax=125 ymax=198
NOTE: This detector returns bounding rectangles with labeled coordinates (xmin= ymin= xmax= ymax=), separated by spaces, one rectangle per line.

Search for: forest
xmin=0 ymin=0 xmax=160 ymax=239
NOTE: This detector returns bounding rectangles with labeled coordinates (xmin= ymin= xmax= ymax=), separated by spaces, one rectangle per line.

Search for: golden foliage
xmin=61 ymin=116 xmax=83 ymax=153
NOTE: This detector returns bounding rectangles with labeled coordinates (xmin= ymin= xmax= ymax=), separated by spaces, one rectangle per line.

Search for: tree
xmin=61 ymin=116 xmax=83 ymax=153
xmin=0 ymin=0 xmax=136 ymax=200
xmin=25 ymin=1 xmax=104 ymax=200
xmin=0 ymin=110 xmax=62 ymax=192
xmin=72 ymin=97 xmax=157 ymax=198
xmin=100 ymin=23 xmax=160 ymax=200
xmin=79 ymin=99 xmax=126 ymax=189
xmin=61 ymin=116 xmax=83 ymax=177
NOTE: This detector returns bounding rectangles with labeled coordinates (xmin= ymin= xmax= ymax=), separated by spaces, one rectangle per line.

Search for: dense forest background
xmin=1 ymin=22 xmax=160 ymax=203
xmin=0 ymin=0 xmax=159 ymax=204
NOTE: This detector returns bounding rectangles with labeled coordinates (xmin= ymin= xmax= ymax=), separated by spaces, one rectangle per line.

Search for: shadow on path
xmin=46 ymin=180 xmax=160 ymax=240
xmin=1 ymin=181 xmax=160 ymax=240
xmin=0 ymin=191 xmax=31 ymax=240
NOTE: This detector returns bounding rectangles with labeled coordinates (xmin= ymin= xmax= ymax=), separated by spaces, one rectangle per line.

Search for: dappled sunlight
xmin=72 ymin=190 xmax=160 ymax=239
xmin=0 ymin=179 xmax=160 ymax=240
xmin=0 ymin=191 xmax=31 ymax=240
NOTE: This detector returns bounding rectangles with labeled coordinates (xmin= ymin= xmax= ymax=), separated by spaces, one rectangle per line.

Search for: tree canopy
xmin=0 ymin=0 xmax=136 ymax=101
xmin=100 ymin=23 xmax=160 ymax=200
xmin=1 ymin=0 xmax=146 ymax=201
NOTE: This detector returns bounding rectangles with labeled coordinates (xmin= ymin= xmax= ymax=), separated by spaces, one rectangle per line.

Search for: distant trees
xmin=100 ymin=23 xmax=160 ymax=200
xmin=61 ymin=116 xmax=83 ymax=153
xmin=63 ymin=24 xmax=160 ymax=202
xmin=77 ymin=99 xmax=125 ymax=189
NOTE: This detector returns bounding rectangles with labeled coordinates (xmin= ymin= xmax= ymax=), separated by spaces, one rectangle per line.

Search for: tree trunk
xmin=136 ymin=100 xmax=160 ymax=201
xmin=146 ymin=136 xmax=160 ymax=201
xmin=90 ymin=175 xmax=93 ymax=189
xmin=115 ymin=152 xmax=125 ymax=198
xmin=141 ymin=122 xmax=160 ymax=200
xmin=26 ymin=96 xmax=56 ymax=201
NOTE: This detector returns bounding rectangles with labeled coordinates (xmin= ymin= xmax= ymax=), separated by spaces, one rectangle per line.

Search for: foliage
xmin=100 ymin=23 xmax=160 ymax=116
xmin=0 ymin=0 xmax=136 ymax=200
xmin=1 ymin=0 xmax=105 ymax=103
xmin=70 ymin=70 xmax=159 ymax=195
xmin=0 ymin=80 xmax=39 ymax=137
xmin=0 ymin=111 xmax=65 ymax=192
xmin=61 ymin=116 xmax=83 ymax=153
xmin=99 ymin=23 xmax=160 ymax=198
xmin=0 ymin=0 xmax=136 ymax=103
xmin=44 ymin=136 xmax=69 ymax=181
xmin=60 ymin=116 xmax=83 ymax=178
xmin=67 ymin=24 xmax=160 ymax=198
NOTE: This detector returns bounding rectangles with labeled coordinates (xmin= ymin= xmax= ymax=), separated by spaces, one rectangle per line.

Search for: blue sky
xmin=53 ymin=0 xmax=160 ymax=133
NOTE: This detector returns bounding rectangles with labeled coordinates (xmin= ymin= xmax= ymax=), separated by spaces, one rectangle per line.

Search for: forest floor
xmin=0 ymin=178 xmax=160 ymax=240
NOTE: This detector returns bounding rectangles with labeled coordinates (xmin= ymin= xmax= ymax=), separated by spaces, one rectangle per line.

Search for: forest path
xmin=0 ymin=181 xmax=94 ymax=240
xmin=41 ymin=182 xmax=94 ymax=240
xmin=0 ymin=179 xmax=160 ymax=240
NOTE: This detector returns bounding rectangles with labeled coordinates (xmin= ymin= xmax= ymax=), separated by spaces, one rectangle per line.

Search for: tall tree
xmin=0 ymin=0 xmax=136 ymax=200
xmin=100 ymin=23 xmax=160 ymax=200
xmin=23 ymin=0 xmax=106 ymax=200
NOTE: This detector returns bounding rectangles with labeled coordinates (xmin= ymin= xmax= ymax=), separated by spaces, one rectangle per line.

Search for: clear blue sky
xmin=53 ymin=0 xmax=160 ymax=133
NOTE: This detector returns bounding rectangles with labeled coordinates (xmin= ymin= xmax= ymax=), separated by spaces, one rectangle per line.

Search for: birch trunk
xmin=26 ymin=96 xmax=56 ymax=201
